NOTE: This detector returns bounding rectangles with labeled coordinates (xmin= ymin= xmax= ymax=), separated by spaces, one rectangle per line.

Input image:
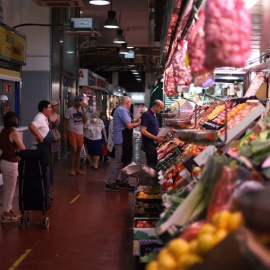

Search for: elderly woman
xmin=84 ymin=112 xmax=107 ymax=170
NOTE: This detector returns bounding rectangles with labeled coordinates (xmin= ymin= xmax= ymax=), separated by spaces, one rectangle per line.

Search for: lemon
xmin=227 ymin=211 xmax=244 ymax=231
xmin=198 ymin=223 xmax=216 ymax=236
xmin=197 ymin=233 xmax=216 ymax=256
xmin=178 ymin=254 xmax=203 ymax=269
xmin=214 ymin=229 xmax=228 ymax=244
xmin=188 ymin=240 xmax=198 ymax=254
xmin=167 ymin=238 xmax=190 ymax=258
xmin=211 ymin=210 xmax=231 ymax=230
xmin=146 ymin=260 xmax=159 ymax=270
xmin=157 ymin=248 xmax=178 ymax=270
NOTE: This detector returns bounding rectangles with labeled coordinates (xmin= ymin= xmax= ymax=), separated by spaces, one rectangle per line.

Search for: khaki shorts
xmin=68 ymin=131 xmax=84 ymax=148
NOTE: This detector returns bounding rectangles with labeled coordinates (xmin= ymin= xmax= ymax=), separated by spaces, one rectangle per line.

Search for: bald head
xmin=151 ymin=99 xmax=164 ymax=115
xmin=122 ymin=96 xmax=132 ymax=109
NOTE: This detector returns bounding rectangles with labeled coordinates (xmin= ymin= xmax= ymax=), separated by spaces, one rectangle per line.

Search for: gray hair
xmin=91 ymin=111 xmax=99 ymax=118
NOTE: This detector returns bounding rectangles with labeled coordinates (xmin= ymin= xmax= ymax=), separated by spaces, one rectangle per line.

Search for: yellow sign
xmin=0 ymin=24 xmax=26 ymax=65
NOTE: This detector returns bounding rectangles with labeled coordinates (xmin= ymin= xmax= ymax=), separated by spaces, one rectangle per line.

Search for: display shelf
xmin=219 ymin=100 xmax=265 ymax=145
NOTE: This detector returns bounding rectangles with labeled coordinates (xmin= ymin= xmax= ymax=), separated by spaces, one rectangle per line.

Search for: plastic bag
xmin=80 ymin=145 xmax=86 ymax=158
xmin=101 ymin=143 xmax=108 ymax=156
xmin=204 ymin=0 xmax=251 ymax=69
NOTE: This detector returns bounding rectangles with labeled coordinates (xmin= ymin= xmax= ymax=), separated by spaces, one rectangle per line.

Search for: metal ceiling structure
xmin=78 ymin=0 xmax=165 ymax=77
xmin=32 ymin=0 xmax=270 ymax=81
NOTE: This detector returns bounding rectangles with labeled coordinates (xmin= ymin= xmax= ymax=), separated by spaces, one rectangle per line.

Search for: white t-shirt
xmin=31 ymin=112 xmax=50 ymax=146
xmin=64 ymin=106 xmax=84 ymax=135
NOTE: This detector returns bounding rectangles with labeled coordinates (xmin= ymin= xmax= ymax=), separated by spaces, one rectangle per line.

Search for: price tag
xmin=194 ymin=145 xmax=216 ymax=166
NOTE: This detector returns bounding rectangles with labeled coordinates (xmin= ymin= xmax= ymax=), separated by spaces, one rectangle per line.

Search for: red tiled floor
xmin=0 ymin=141 xmax=145 ymax=270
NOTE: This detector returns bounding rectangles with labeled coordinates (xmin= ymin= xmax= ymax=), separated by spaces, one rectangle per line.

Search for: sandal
xmin=70 ymin=170 xmax=76 ymax=176
xmin=75 ymin=170 xmax=85 ymax=175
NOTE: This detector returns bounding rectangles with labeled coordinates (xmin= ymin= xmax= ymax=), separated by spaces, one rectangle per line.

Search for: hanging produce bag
xmin=188 ymin=9 xmax=211 ymax=74
xmin=204 ymin=0 xmax=251 ymax=69
xmin=164 ymin=65 xmax=176 ymax=97
xmin=172 ymin=40 xmax=192 ymax=87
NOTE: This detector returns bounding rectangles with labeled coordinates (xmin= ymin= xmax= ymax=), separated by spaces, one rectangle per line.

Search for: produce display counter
xmin=141 ymin=96 xmax=270 ymax=270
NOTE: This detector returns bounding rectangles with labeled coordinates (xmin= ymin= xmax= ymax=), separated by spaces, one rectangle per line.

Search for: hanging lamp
xmin=113 ymin=13 xmax=125 ymax=43
xmin=113 ymin=29 xmax=125 ymax=44
xmin=104 ymin=1 xmax=119 ymax=29
xmin=119 ymin=43 xmax=129 ymax=54
xmin=89 ymin=0 xmax=110 ymax=5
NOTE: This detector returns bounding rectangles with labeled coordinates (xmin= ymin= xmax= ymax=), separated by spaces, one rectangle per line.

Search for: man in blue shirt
xmin=105 ymin=96 xmax=141 ymax=191
xmin=141 ymin=100 xmax=165 ymax=169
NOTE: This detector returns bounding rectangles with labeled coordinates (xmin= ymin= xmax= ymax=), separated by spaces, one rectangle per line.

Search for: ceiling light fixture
xmin=113 ymin=29 xmax=125 ymax=43
xmin=89 ymin=0 xmax=110 ymax=5
xmin=119 ymin=43 xmax=129 ymax=54
xmin=104 ymin=1 xmax=119 ymax=29
xmin=127 ymin=46 xmax=134 ymax=49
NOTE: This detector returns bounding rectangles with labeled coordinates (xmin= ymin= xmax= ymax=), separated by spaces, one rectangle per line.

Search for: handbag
xmin=51 ymin=129 xmax=60 ymax=142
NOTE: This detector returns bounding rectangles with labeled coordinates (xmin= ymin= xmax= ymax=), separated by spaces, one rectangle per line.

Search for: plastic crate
xmin=138 ymin=176 xmax=159 ymax=186
xmin=139 ymin=239 xmax=164 ymax=256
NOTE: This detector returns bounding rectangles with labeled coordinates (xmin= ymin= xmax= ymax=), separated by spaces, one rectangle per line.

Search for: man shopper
xmin=29 ymin=100 xmax=54 ymax=186
xmin=140 ymin=100 xmax=165 ymax=169
xmin=62 ymin=96 xmax=87 ymax=176
xmin=105 ymin=96 xmax=141 ymax=191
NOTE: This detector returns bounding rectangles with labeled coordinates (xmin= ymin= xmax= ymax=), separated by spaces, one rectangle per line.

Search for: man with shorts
xmin=63 ymin=96 xmax=87 ymax=176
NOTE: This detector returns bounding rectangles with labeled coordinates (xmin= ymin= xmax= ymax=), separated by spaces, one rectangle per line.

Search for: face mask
xmin=92 ymin=118 xmax=97 ymax=123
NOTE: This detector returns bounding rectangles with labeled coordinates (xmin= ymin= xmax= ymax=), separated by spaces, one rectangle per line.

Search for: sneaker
xmin=118 ymin=183 xmax=135 ymax=191
xmin=9 ymin=210 xmax=20 ymax=218
xmin=105 ymin=183 xmax=120 ymax=192
xmin=115 ymin=180 xmax=121 ymax=186
xmin=1 ymin=212 xmax=18 ymax=223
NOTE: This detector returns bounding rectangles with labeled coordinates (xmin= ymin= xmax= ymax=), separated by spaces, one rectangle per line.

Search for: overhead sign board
xmin=0 ymin=22 xmax=26 ymax=65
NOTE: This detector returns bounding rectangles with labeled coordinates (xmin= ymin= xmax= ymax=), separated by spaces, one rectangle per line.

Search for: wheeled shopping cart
xmin=16 ymin=150 xmax=51 ymax=229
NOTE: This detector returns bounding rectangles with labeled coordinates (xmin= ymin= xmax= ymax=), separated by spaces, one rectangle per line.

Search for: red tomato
xmin=249 ymin=134 xmax=257 ymax=141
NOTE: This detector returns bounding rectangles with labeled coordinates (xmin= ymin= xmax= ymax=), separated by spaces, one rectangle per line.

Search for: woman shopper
xmin=0 ymin=111 xmax=25 ymax=223
xmin=49 ymin=101 xmax=61 ymax=163
xmin=84 ymin=112 xmax=107 ymax=170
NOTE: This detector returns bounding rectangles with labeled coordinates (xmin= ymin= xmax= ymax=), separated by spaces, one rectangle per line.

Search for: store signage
xmin=4 ymin=84 xmax=12 ymax=93
xmin=79 ymin=68 xmax=106 ymax=91
xmin=0 ymin=23 xmax=26 ymax=65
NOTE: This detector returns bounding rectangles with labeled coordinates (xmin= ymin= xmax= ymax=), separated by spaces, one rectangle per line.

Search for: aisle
xmin=0 ymin=137 xmax=145 ymax=270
